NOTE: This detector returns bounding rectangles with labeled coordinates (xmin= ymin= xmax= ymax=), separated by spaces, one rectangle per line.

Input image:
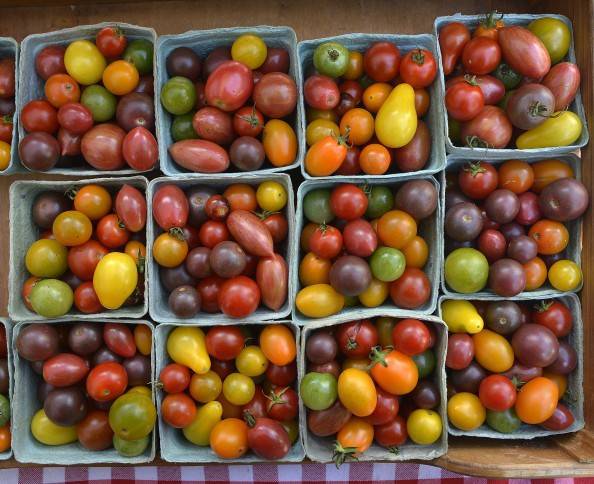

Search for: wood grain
xmin=0 ymin=0 xmax=591 ymax=477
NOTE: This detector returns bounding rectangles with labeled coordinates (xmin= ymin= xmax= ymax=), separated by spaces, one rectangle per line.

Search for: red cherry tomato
xmin=218 ymin=276 xmax=260 ymax=318
xmin=86 ymin=362 xmax=128 ymax=402
xmin=197 ymin=276 xmax=224 ymax=313
xmin=389 ymin=268 xmax=431 ymax=309
xmin=96 ymin=26 xmax=128 ymax=58
xmin=399 ymin=49 xmax=437 ymax=88
xmin=159 ymin=363 xmax=191 ymax=393
xmin=96 ymin=213 xmax=131 ymax=249
xmin=205 ymin=326 xmax=245 ymax=361
xmin=103 ymin=323 xmax=136 ymax=358
xmin=309 ymin=224 xmax=343 ymax=259
xmin=364 ymin=42 xmax=401 ymax=82
xmin=445 ymin=81 xmax=485 ymax=122
xmin=461 ymin=36 xmax=501 ymax=75
xmin=335 ymin=319 xmax=378 ymax=358
xmin=391 ymin=319 xmax=431 ymax=356
xmin=478 ymin=374 xmax=517 ymax=411
xmin=458 ymin=161 xmax=498 ymax=199
xmin=330 ymin=184 xmax=368 ymax=220
xmin=199 ymin=220 xmax=229 ymax=248
xmin=74 ymin=281 xmax=103 ymax=314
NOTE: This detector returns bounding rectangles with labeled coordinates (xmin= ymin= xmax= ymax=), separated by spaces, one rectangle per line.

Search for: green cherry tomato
xmin=493 ymin=63 xmax=522 ymax=90
xmin=0 ymin=394 xmax=10 ymax=426
xmin=412 ymin=349 xmax=436 ymax=378
xmin=303 ymin=188 xmax=335 ymax=224
xmin=376 ymin=317 xmax=396 ymax=347
xmin=81 ymin=85 xmax=117 ymax=122
xmin=528 ymin=17 xmax=571 ymax=64
xmin=486 ymin=408 xmax=522 ymax=434
xmin=171 ymin=111 xmax=198 ymax=141
xmin=444 ymin=248 xmax=489 ymax=294
xmin=113 ymin=434 xmax=150 ymax=457
xmin=25 ymin=239 xmax=68 ymax=278
xmin=123 ymin=39 xmax=154 ymax=75
xmin=365 ymin=186 xmax=394 ymax=219
xmin=109 ymin=392 xmax=156 ymax=441
xmin=300 ymin=372 xmax=337 ymax=411
xmin=313 ymin=42 xmax=350 ymax=78
xmin=370 ymin=246 xmax=406 ymax=282
xmin=30 ymin=279 xmax=73 ymax=318
xmin=161 ymin=76 xmax=196 ymax=115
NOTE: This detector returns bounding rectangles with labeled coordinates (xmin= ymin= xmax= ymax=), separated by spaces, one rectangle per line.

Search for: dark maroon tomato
xmin=477 ymin=229 xmax=506 ymax=263
xmin=247 ymin=417 xmax=291 ymax=460
xmin=411 ymin=380 xmax=440 ymax=409
xmin=92 ymin=346 xmax=122 ymax=366
xmin=541 ymin=403 xmax=575 ymax=431
xmin=169 ymin=285 xmax=201 ymax=318
xmin=305 ymin=331 xmax=337 ymax=365
xmin=308 ymin=360 xmax=341 ymax=378
xmin=185 ymin=247 xmax=212 ymax=279
xmin=484 ymin=189 xmax=520 ymax=224
xmin=166 ymin=47 xmax=202 ymax=81
xmin=374 ymin=415 xmax=408 ymax=448
xmin=445 ymin=202 xmax=484 ymax=242
xmin=307 ymin=401 xmax=352 ymax=437
xmin=267 ymin=386 xmax=298 ymax=421
xmin=103 ymin=323 xmax=136 ymax=358
xmin=340 ymin=80 xmax=363 ymax=105
xmin=445 ymin=189 xmax=471 ymax=211
xmin=122 ymin=354 xmax=151 ymax=386
xmin=461 ymin=105 xmax=513 ymax=149
xmin=229 ymin=136 xmax=265 ymax=172
xmin=266 ymin=361 xmax=297 ymax=387
xmin=197 ymin=276 xmax=224 ymax=313
xmin=32 ymin=191 xmax=71 ymax=229
xmin=462 ymin=37 xmax=501 ymax=75
xmin=37 ymin=380 xmax=55 ymax=403
xmin=186 ymin=185 xmax=216 ymax=227
xmin=500 ymin=222 xmax=525 ymax=242
xmin=450 ymin=361 xmax=487 ymax=393
xmin=516 ymin=192 xmax=541 ymax=226
xmin=336 ymin=146 xmax=361 ymax=176
xmin=210 ymin=241 xmax=247 ymax=278
xmin=446 ymin=333 xmax=474 ymax=370
xmin=394 ymin=120 xmax=431 ymax=172
xmin=531 ymin=300 xmax=572 ymax=337
xmin=205 ymin=325 xmax=244 ymax=361
xmin=539 ymin=178 xmax=589 ymax=222
xmin=0 ymin=359 xmax=8 ymax=395
xmin=0 ymin=98 xmax=14 ymax=116
xmin=480 ymin=208 xmax=500 ymax=231
xmin=192 ymin=106 xmax=235 ymax=145
xmin=152 ymin=184 xmax=189 ymax=231
xmin=501 ymin=361 xmax=542 ymax=383
xmin=43 ymin=353 xmax=89 ymax=387
xmin=181 ymin=226 xmax=201 ymax=250
xmin=68 ymin=322 xmax=102 ymax=356
xmin=77 ymin=410 xmax=114 ymax=451
xmin=135 ymin=75 xmax=154 ymax=96
xmin=445 ymin=81 xmax=484 ymax=121
xmin=303 ymin=74 xmax=340 ymax=110
xmin=202 ymin=47 xmax=231 ymax=80
xmin=488 ymin=258 xmax=526 ymax=296
xmin=546 ymin=342 xmax=577 ymax=375
xmin=342 ymin=219 xmax=378 ymax=258
xmin=336 ymin=319 xmax=378 ymax=358
xmin=210 ymin=358 xmax=235 ymax=381
xmin=242 ymin=387 xmax=268 ymax=419
xmin=160 ymin=264 xmax=197 ymax=292
xmin=260 ymin=47 xmax=290 ymax=74
xmin=16 ymin=324 xmax=59 ymax=362
xmin=57 ymin=102 xmax=93 ymax=134
xmin=507 ymin=235 xmax=538 ymax=264
xmin=364 ymin=42 xmax=401 ymax=82
xmin=334 ymin=93 xmax=356 ymax=118
xmin=458 ymin=161 xmax=499 ymax=200
xmin=329 ymin=255 xmax=372 ymax=297
xmin=394 ymin=179 xmax=438 ymax=221
xmin=35 ymin=45 xmax=66 ymax=80
xmin=116 ymin=92 xmax=155 ymax=132
xmin=58 ymin=128 xmax=82 ymax=156
xmin=485 ymin=301 xmax=523 ymax=335
xmin=365 ymin=388 xmax=399 ymax=426
xmin=506 ymin=84 xmax=555 ymax=130
xmin=252 ymin=72 xmax=297 ymax=119
xmin=204 ymin=195 xmax=230 ymax=221
xmin=512 ymin=323 xmax=559 ymax=368
xmin=19 ymin=131 xmax=61 ymax=171
xmin=44 ymin=386 xmax=88 ymax=426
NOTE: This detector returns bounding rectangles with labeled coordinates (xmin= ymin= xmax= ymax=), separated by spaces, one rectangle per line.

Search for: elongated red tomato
xmin=152 ymin=184 xmax=189 ymax=230
xmin=256 ymin=254 xmax=288 ymax=311
xmin=304 ymin=134 xmax=349 ymax=177
xmin=115 ymin=184 xmax=147 ymax=232
xmin=226 ymin=210 xmax=274 ymax=258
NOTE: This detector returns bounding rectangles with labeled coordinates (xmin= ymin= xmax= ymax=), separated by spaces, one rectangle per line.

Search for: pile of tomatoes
xmin=22 ymin=183 xmax=147 ymax=317
xmin=19 ymin=27 xmax=157 ymax=172
xmin=303 ymin=40 xmax=437 ymax=176
xmin=152 ymin=180 xmax=289 ymax=319
xmin=0 ymin=53 xmax=15 ymax=171
xmin=17 ymin=322 xmax=156 ymax=456
xmin=296 ymin=181 xmax=436 ymax=318
xmin=162 ymin=33 xmax=298 ymax=173
xmin=444 ymin=158 xmax=587 ymax=296
xmin=160 ymin=324 xmax=298 ymax=460
xmin=443 ymin=298 xmax=577 ymax=433
xmin=0 ymin=324 xmax=10 ymax=454
xmin=439 ymin=14 xmax=582 ymax=149
xmin=302 ymin=318 xmax=442 ymax=465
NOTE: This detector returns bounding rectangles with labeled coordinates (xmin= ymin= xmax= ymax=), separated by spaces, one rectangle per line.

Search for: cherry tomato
xmin=86 ymin=362 xmax=128 ymax=402
xmin=364 ymin=42 xmax=401 ymax=82
xmin=198 ymin=220 xmax=229 ymax=248
xmin=132 ymin=324 xmax=151 ymax=357
xmin=189 ymin=371 xmax=223 ymax=403
xmin=260 ymin=325 xmax=296 ymax=366
xmin=448 ymin=392 xmax=485 ymax=431
xmin=74 ymin=184 xmax=112 ymax=221
xmin=474 ymin=11 xmax=504 ymax=40
xmin=218 ymin=276 xmax=260 ymax=318
xmin=153 ymin=232 xmax=188 ymax=268
xmin=458 ymin=161 xmax=498 ymax=199
xmin=375 ymin=415 xmax=407 ymax=448
xmin=22 ymin=276 xmax=41 ymax=311
xmin=266 ymin=386 xmax=298 ymax=421
xmin=524 ymin=257 xmax=547 ymax=291
xmin=391 ymin=319 xmax=431 ymax=356
xmin=197 ymin=276 xmax=224 ymax=313
xmin=74 ymin=281 xmax=103 ymax=313
xmin=548 ymin=260 xmax=582 ymax=292
xmin=103 ymin=60 xmax=139 ymax=96
xmin=0 ymin=115 xmax=13 ymax=144
xmin=0 ymin=425 xmax=10 ymax=453
xmin=445 ymin=81 xmax=485 ymax=122
xmin=365 ymin=387 xmax=399 ymax=426
xmin=233 ymin=106 xmax=264 ymax=137
xmin=414 ymin=88 xmax=430 ymax=117
xmin=266 ymin=361 xmax=297 ymax=387
xmin=162 ymin=393 xmax=197 ymax=428
xmin=261 ymin=212 xmax=288 ymax=244
xmin=344 ymin=51 xmax=363 ymax=80
xmin=206 ymin=326 xmax=244 ymax=361
xmin=309 ymin=224 xmax=342 ymax=259
xmin=370 ymin=348 xmax=418 ymax=395
xmin=152 ymin=185 xmax=189 ymax=231
xmin=359 ymin=143 xmax=391 ymax=175
xmin=159 ymin=363 xmax=191 ymax=394
xmin=472 ymin=329 xmax=514 ymax=373
xmin=223 ymin=184 xmax=257 ymax=212
xmin=236 ymin=345 xmax=268 ymax=377
xmin=515 ymin=377 xmax=558 ymax=424
xmin=52 ymin=210 xmax=92 ymax=247
xmin=528 ymin=220 xmax=569 ymax=255
xmin=68 ymin=240 xmax=109 ymax=281
xmin=340 ymin=80 xmax=363 ymax=104
xmin=209 ymin=418 xmax=248 ymax=459
xmin=103 ymin=323 xmax=136 ymax=358
xmin=125 ymin=240 xmax=146 ymax=267
xmin=532 ymin=159 xmax=574 ymax=193
xmin=389 ymin=268 xmax=431 ymax=309
xmin=336 ymin=417 xmax=374 ymax=457
xmin=339 ymin=108 xmax=374 ymax=146
xmin=531 ymin=300 xmax=572 ymax=337
xmin=336 ymin=320 xmax=378 ymax=358
xmin=400 ymin=49 xmax=437 ymax=88
xmin=223 ymin=373 xmax=255 ymax=406
xmin=362 ymin=83 xmax=391 ymax=113
xmin=304 ymin=74 xmax=340 ymax=110
xmin=402 ymin=236 xmax=429 ymax=268
xmin=45 ymin=74 xmax=80 ymax=108
xmin=305 ymin=133 xmax=349 ymax=177
xmin=462 ymin=37 xmax=501 ymax=75
xmin=21 ymin=99 xmax=59 ymax=134
xmin=377 ymin=210 xmax=417 ymax=249
xmin=478 ymin=375 xmax=517 ymax=411
xmin=96 ymin=26 xmax=128 ymax=58
xmin=299 ymin=252 xmax=331 ymax=286
xmin=498 ymin=160 xmax=534 ymax=194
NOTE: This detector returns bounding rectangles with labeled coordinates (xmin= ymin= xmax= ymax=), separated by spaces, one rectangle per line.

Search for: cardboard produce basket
xmin=0 ymin=319 xmax=12 ymax=461
xmin=0 ymin=38 xmax=19 ymax=175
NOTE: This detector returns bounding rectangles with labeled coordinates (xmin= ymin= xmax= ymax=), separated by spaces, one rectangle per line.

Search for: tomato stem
xmin=333 ymin=126 xmax=351 ymax=148
xmin=265 ymin=386 xmax=288 ymax=411
xmin=529 ymin=101 xmax=552 ymax=118
xmin=327 ymin=48 xmax=341 ymax=62
xmin=463 ymin=74 xmax=479 ymax=86
xmin=332 ymin=441 xmax=359 ymax=468
xmin=64 ymin=187 xmax=78 ymax=200
xmin=481 ymin=10 xmax=504 ymax=28
xmin=237 ymin=105 xmax=262 ymax=128
xmin=534 ymin=300 xmax=554 ymax=313
xmin=463 ymin=161 xmax=486 ymax=177
xmin=388 ymin=446 xmax=400 ymax=455
xmin=169 ymin=227 xmax=186 ymax=240
xmin=411 ymin=49 xmax=425 ymax=66
xmin=368 ymin=345 xmax=389 ymax=368
xmin=465 ymin=135 xmax=492 ymax=149
xmin=1 ymin=114 xmax=12 ymax=124
xmin=243 ymin=411 xmax=256 ymax=428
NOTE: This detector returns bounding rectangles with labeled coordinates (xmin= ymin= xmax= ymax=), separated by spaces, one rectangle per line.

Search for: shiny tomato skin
xmin=197 ymin=276 xmax=224 ymax=313
xmin=86 ymin=361 xmax=128 ymax=402
xmin=266 ymin=361 xmax=297 ymax=387
xmin=103 ymin=323 xmax=136 ymax=358
xmin=336 ymin=320 xmax=378 ymax=358
xmin=391 ymin=319 xmax=431 ymax=356
xmin=478 ymin=374 xmax=517 ymax=411
xmin=389 ymin=268 xmax=431 ymax=309
xmin=304 ymin=75 xmax=340 ymax=110
xmin=400 ymin=49 xmax=437 ymax=88
xmin=205 ymin=326 xmax=245 ymax=361
xmin=364 ymin=42 xmax=401 ymax=82
xmin=159 ymin=363 xmax=191 ymax=393
xmin=330 ymin=184 xmax=368 ymax=220
xmin=218 ymin=276 xmax=260 ymax=318
xmin=458 ymin=161 xmax=498 ymax=199
xmin=67 ymin=240 xmax=109 ymax=281
xmin=445 ymin=82 xmax=484 ymax=122
xmin=365 ymin=387 xmax=399 ymax=426
xmin=74 ymin=281 xmax=103 ymax=313
xmin=96 ymin=27 xmax=127 ymax=58
xmin=531 ymin=300 xmax=572 ymax=337
xmin=199 ymin=220 xmax=229 ymax=248
xmin=309 ymin=225 xmax=343 ymax=259
xmin=375 ymin=415 xmax=408 ymax=447
xmin=462 ymin=37 xmax=501 ymax=75
xmin=205 ymin=60 xmax=253 ymax=112
xmin=96 ymin=213 xmax=130 ymax=249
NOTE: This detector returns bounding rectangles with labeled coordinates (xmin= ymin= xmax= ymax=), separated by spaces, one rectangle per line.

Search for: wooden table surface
xmin=0 ymin=0 xmax=591 ymax=477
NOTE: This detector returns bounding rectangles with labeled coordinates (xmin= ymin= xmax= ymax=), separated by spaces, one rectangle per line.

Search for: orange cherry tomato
xmin=414 ymin=88 xmax=430 ymax=117
xmin=542 ymin=371 xmax=567 ymax=399
xmin=531 ymin=159 xmax=574 ymax=193
xmin=133 ymin=324 xmax=152 ymax=356
xmin=473 ymin=12 xmax=504 ymax=40
xmin=73 ymin=184 xmax=112 ymax=221
xmin=528 ymin=220 xmax=569 ymax=255
xmin=304 ymin=134 xmax=349 ymax=177
xmin=370 ymin=348 xmax=418 ymax=395
xmin=359 ymin=143 xmax=391 ymax=175
xmin=402 ymin=235 xmax=429 ymax=268
xmin=0 ymin=425 xmax=10 ymax=453
xmin=515 ymin=377 xmax=558 ymax=424
xmin=259 ymin=325 xmax=296 ymax=366
xmin=45 ymin=73 xmax=80 ymax=108
xmin=299 ymin=252 xmax=331 ymax=286
xmin=336 ymin=417 xmax=374 ymax=455
xmin=209 ymin=418 xmax=248 ymax=459
xmin=262 ymin=119 xmax=297 ymax=167
xmin=223 ymin=184 xmax=257 ymax=211
xmin=344 ymin=51 xmax=364 ymax=80
xmin=102 ymin=60 xmax=139 ymax=95
xmin=523 ymin=257 xmax=547 ymax=291
xmin=340 ymin=108 xmax=374 ymax=146
xmin=53 ymin=210 xmax=93 ymax=247
xmin=497 ymin=159 xmax=534 ymax=194
xmin=338 ymin=368 xmax=377 ymax=417
xmin=125 ymin=240 xmax=147 ymax=266
xmin=377 ymin=210 xmax=417 ymax=249
xmin=300 ymin=223 xmax=318 ymax=251
xmin=363 ymin=83 xmax=392 ymax=113
xmin=472 ymin=329 xmax=514 ymax=373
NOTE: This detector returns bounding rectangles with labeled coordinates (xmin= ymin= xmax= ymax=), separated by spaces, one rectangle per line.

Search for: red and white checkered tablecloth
xmin=0 ymin=464 xmax=589 ymax=483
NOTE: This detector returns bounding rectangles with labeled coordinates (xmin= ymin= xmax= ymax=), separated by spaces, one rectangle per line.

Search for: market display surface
xmin=0 ymin=5 xmax=590 ymax=479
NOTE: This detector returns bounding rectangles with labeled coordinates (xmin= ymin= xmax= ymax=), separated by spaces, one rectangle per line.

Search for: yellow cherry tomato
xmin=231 ymin=34 xmax=267 ymax=69
xmin=472 ymin=329 xmax=514 ymax=373
xmin=102 ymin=60 xmax=139 ymax=95
xmin=358 ymin=278 xmax=388 ymax=307
xmin=223 ymin=373 xmax=255 ymax=406
xmin=307 ymin=107 xmax=338 ymax=123
xmin=375 ymin=83 xmax=417 ymax=148
xmin=64 ymin=40 xmax=106 ymax=85
xmin=235 ymin=345 xmax=269 ymax=377
xmin=25 ymin=239 xmax=68 ymax=278
xmin=337 ymin=368 xmax=377 ymax=417
xmin=256 ymin=180 xmax=287 ymax=212
xmin=306 ymin=119 xmax=339 ymax=146
xmin=441 ymin=299 xmax=484 ymax=334
xmin=183 ymin=401 xmax=223 ymax=446
xmin=447 ymin=393 xmax=485 ymax=431
xmin=167 ymin=326 xmax=210 ymax=375
xmin=296 ymin=284 xmax=344 ymax=318
xmin=299 ymin=252 xmax=331 ymax=286
xmin=133 ymin=324 xmax=152 ymax=356
xmin=190 ymin=371 xmax=222 ymax=403
xmin=93 ymin=252 xmax=138 ymax=309
xmin=516 ymin=111 xmax=582 ymax=149
xmin=548 ymin=260 xmax=582 ymax=292
xmin=262 ymin=119 xmax=297 ymax=167
xmin=407 ymin=409 xmax=443 ymax=444
xmin=0 ymin=140 xmax=10 ymax=171
xmin=153 ymin=232 xmax=188 ymax=268
xmin=31 ymin=409 xmax=77 ymax=445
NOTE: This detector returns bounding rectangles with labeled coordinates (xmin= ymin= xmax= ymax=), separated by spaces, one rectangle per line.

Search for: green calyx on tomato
xmin=332 ymin=440 xmax=358 ymax=468
xmin=493 ymin=62 xmax=522 ymax=90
